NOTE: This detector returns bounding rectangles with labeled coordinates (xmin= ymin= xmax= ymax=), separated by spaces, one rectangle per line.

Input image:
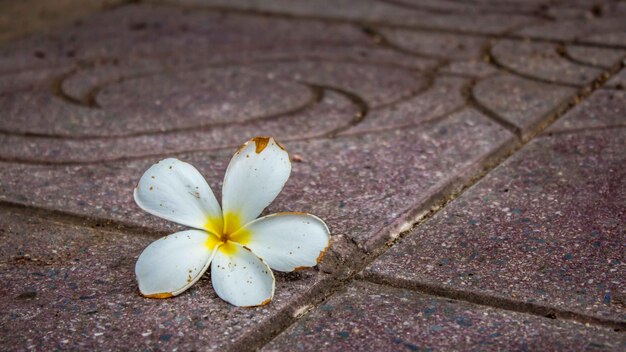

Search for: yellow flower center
xmin=204 ymin=212 xmax=251 ymax=255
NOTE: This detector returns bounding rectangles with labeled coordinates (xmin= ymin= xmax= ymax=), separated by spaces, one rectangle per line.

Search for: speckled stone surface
xmin=474 ymin=74 xmax=575 ymax=136
xmin=264 ymin=281 xmax=625 ymax=352
xmin=0 ymin=209 xmax=330 ymax=351
xmin=0 ymin=109 xmax=514 ymax=255
xmin=162 ymin=0 xmax=536 ymax=34
xmin=490 ymin=40 xmax=603 ymax=86
xmin=2 ymin=0 xmax=626 ymax=350
xmin=548 ymin=89 xmax=626 ymax=133
xmin=605 ymin=67 xmax=626 ymax=90
xmin=565 ymin=46 xmax=626 ymax=69
xmin=379 ymin=29 xmax=486 ymax=60
xmin=516 ymin=14 xmax=626 ymax=45
xmin=366 ymin=128 xmax=626 ymax=323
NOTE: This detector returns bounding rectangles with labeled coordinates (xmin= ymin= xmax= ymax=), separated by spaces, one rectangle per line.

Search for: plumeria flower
xmin=133 ymin=137 xmax=330 ymax=307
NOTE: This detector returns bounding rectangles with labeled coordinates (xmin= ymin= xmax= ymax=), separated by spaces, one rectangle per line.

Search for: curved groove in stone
xmin=363 ymin=272 xmax=626 ymax=330
xmin=313 ymin=84 xmax=368 ymax=137
xmin=10 ymin=57 xmax=424 ymax=138
xmin=463 ymin=76 xmax=522 ymax=139
xmin=359 ymin=25 xmax=451 ymax=63
xmin=377 ymin=0 xmax=553 ymax=20
xmin=486 ymin=40 xmax=584 ymax=88
xmin=0 ymin=84 xmax=319 ymax=139
xmin=558 ymin=45 xmax=610 ymax=70
xmin=0 ymin=87 xmax=358 ymax=165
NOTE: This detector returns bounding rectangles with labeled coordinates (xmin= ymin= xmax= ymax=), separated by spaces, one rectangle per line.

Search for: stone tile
xmin=473 ymin=74 xmax=576 ymax=136
xmin=0 ymin=90 xmax=356 ymax=164
xmin=378 ymin=29 xmax=486 ymax=60
xmin=341 ymin=75 xmax=467 ymax=134
xmin=516 ymin=16 xmax=626 ymax=44
xmin=0 ymin=4 xmax=372 ymax=72
xmin=244 ymin=60 xmax=427 ymax=109
xmin=366 ymin=128 xmax=626 ymax=323
xmin=441 ymin=60 xmax=498 ymax=78
xmin=0 ymin=0 xmax=125 ymax=43
xmin=0 ymin=3 xmax=444 ymax=163
xmin=0 ymin=56 xmax=430 ymax=163
xmin=158 ymin=0 xmax=536 ymax=34
xmin=565 ymin=46 xmax=626 ymax=69
xmin=263 ymin=281 xmax=625 ymax=352
xmin=0 ymin=209 xmax=330 ymax=351
xmin=380 ymin=0 xmax=546 ymax=16
xmin=605 ymin=67 xmax=626 ymax=90
xmin=0 ymin=109 xmax=514 ymax=257
xmin=491 ymin=40 xmax=603 ymax=86
xmin=548 ymin=89 xmax=626 ymax=133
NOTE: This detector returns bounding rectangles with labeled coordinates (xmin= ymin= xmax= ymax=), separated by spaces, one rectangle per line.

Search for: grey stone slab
xmin=0 ymin=4 xmax=372 ymax=72
xmin=0 ymin=209 xmax=330 ymax=351
xmin=244 ymin=60 xmax=428 ymax=109
xmin=565 ymin=45 xmax=626 ymax=69
xmin=441 ymin=60 xmax=499 ymax=78
xmin=263 ymin=281 xmax=625 ymax=352
xmin=341 ymin=75 xmax=467 ymax=134
xmin=491 ymin=39 xmax=603 ymax=86
xmin=605 ymin=67 xmax=626 ymax=90
xmin=158 ymin=0 xmax=536 ymax=34
xmin=516 ymin=16 xmax=626 ymax=44
xmin=473 ymin=74 xmax=576 ymax=136
xmin=548 ymin=89 xmax=626 ymax=133
xmin=0 ymin=0 xmax=125 ymax=43
xmin=366 ymin=128 xmax=626 ymax=324
xmin=379 ymin=28 xmax=486 ymax=60
xmin=0 ymin=90 xmax=356 ymax=164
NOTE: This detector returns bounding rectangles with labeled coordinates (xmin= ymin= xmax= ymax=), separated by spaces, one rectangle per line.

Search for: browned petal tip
xmin=143 ymin=292 xmax=173 ymax=299
xmin=242 ymin=297 xmax=272 ymax=308
xmin=316 ymin=241 xmax=331 ymax=264
xmin=251 ymin=136 xmax=271 ymax=153
xmin=293 ymin=266 xmax=309 ymax=271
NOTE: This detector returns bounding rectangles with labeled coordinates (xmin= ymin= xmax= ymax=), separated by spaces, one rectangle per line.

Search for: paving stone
xmin=263 ymin=281 xmax=625 ymax=352
xmin=0 ymin=109 xmax=514 ymax=256
xmin=1 ymin=1 xmax=624 ymax=350
xmin=0 ymin=90 xmax=356 ymax=164
xmin=473 ymin=74 xmax=576 ymax=136
xmin=341 ymin=75 xmax=467 ymax=134
xmin=377 ymin=0 xmax=546 ymax=17
xmin=491 ymin=39 xmax=603 ymax=86
xmin=548 ymin=89 xmax=626 ymax=133
xmin=0 ymin=3 xmax=444 ymax=164
xmin=160 ymin=0 xmax=536 ymax=34
xmin=0 ymin=69 xmax=312 ymax=137
xmin=378 ymin=29 xmax=486 ymax=60
xmin=441 ymin=59 xmax=499 ymax=78
xmin=0 ymin=56 xmax=431 ymax=162
xmin=0 ymin=4 xmax=373 ymax=72
xmin=565 ymin=46 xmax=626 ymax=69
xmin=516 ymin=16 xmax=626 ymax=44
xmin=0 ymin=209 xmax=330 ymax=351
xmin=365 ymin=128 xmax=626 ymax=324
xmin=605 ymin=67 xmax=626 ymax=90
xmin=0 ymin=0 xmax=125 ymax=43
xmin=244 ymin=60 xmax=427 ymax=108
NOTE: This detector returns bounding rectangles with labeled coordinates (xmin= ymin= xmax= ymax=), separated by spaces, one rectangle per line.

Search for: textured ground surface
xmin=0 ymin=0 xmax=624 ymax=351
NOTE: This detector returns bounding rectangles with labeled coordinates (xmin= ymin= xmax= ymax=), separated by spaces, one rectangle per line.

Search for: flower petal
xmin=135 ymin=230 xmax=219 ymax=297
xmin=134 ymin=158 xmax=223 ymax=233
xmin=239 ymin=212 xmax=330 ymax=272
xmin=221 ymin=137 xmax=291 ymax=234
xmin=211 ymin=243 xmax=275 ymax=307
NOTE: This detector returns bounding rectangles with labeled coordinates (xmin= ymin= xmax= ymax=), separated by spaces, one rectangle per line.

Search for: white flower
xmin=133 ymin=137 xmax=330 ymax=307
